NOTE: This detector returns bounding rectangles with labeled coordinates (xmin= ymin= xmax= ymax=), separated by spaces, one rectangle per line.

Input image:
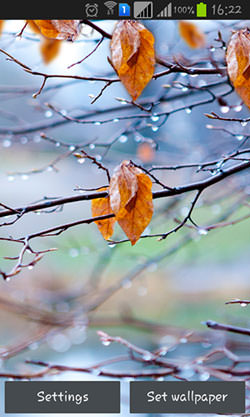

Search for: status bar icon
xmin=196 ymin=2 xmax=207 ymax=17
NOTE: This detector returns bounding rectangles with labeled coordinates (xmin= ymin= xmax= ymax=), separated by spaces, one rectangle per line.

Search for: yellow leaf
xmin=0 ymin=20 xmax=4 ymax=37
xmin=110 ymin=20 xmax=155 ymax=101
xmin=226 ymin=29 xmax=250 ymax=109
xmin=40 ymin=38 xmax=61 ymax=64
xmin=33 ymin=20 xmax=80 ymax=40
xmin=179 ymin=21 xmax=206 ymax=49
xmin=91 ymin=187 xmax=116 ymax=240
xmin=110 ymin=161 xmax=153 ymax=245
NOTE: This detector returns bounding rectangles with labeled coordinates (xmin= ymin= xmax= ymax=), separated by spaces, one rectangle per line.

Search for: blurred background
xmin=0 ymin=19 xmax=249 ymax=416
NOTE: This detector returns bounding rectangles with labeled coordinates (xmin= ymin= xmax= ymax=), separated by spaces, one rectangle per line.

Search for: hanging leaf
xmin=0 ymin=20 xmax=4 ymax=37
xmin=109 ymin=161 xmax=153 ymax=245
xmin=226 ymin=29 xmax=250 ymax=109
xmin=33 ymin=20 xmax=80 ymax=40
xmin=137 ymin=142 xmax=155 ymax=163
xmin=91 ymin=187 xmax=116 ymax=240
xmin=110 ymin=20 xmax=155 ymax=101
xmin=178 ymin=21 xmax=206 ymax=49
xmin=40 ymin=39 xmax=61 ymax=64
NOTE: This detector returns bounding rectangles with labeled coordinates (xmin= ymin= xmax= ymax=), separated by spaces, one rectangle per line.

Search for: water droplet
xmin=113 ymin=118 xmax=119 ymax=123
xmin=20 ymin=136 xmax=28 ymax=145
xmin=69 ymin=145 xmax=76 ymax=151
xmin=94 ymin=122 xmax=101 ymax=126
xmin=21 ymin=174 xmax=29 ymax=181
xmin=47 ymin=333 xmax=71 ymax=353
xmin=199 ymin=372 xmax=210 ymax=381
xmin=198 ymin=228 xmax=208 ymax=236
xmin=46 ymin=166 xmax=53 ymax=172
xmin=7 ymin=175 xmax=15 ymax=182
xmin=91 ymin=369 xmax=101 ymax=376
xmin=95 ymin=154 xmax=102 ymax=161
xmin=185 ymin=108 xmax=192 ymax=114
xmin=134 ymin=135 xmax=142 ymax=143
xmin=102 ymin=340 xmax=111 ymax=347
xmin=241 ymin=303 xmax=247 ymax=307
xmin=88 ymin=94 xmax=95 ymax=99
xmin=180 ymin=337 xmax=187 ymax=344
xmin=151 ymin=126 xmax=159 ymax=132
xmin=108 ymin=243 xmax=116 ymax=248
xmin=142 ymin=353 xmax=153 ymax=361
xmin=69 ymin=248 xmax=79 ymax=258
xmin=210 ymin=47 xmax=215 ymax=52
xmin=55 ymin=142 xmax=61 ymax=147
xmin=236 ymin=135 xmax=244 ymax=141
xmin=45 ymin=110 xmax=53 ymax=118
xmin=119 ymin=135 xmax=128 ymax=143
xmin=28 ymin=265 xmax=34 ymax=270
xmin=151 ymin=114 xmax=160 ymax=122
xmin=241 ymin=121 xmax=248 ymax=127
xmin=234 ymin=105 xmax=242 ymax=112
xmin=220 ymin=106 xmax=230 ymax=114
xmin=77 ymin=158 xmax=85 ymax=164
xmin=206 ymin=124 xmax=213 ymax=129
xmin=182 ymin=87 xmax=188 ymax=92
xmin=89 ymin=144 xmax=95 ymax=150
xmin=2 ymin=139 xmax=12 ymax=148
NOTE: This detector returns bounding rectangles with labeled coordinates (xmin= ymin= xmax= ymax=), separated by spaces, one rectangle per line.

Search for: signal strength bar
xmin=157 ymin=2 xmax=172 ymax=17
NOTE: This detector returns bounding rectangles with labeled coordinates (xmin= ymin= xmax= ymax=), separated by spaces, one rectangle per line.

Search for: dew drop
xmin=241 ymin=303 xmax=247 ymax=307
xmin=102 ymin=340 xmax=111 ymax=347
xmin=21 ymin=174 xmax=29 ymax=181
xmin=20 ymin=136 xmax=28 ymax=145
xmin=45 ymin=110 xmax=53 ymax=118
xmin=55 ymin=142 xmax=61 ymax=147
xmin=234 ymin=105 xmax=242 ymax=113
xmin=220 ymin=106 xmax=230 ymax=114
xmin=199 ymin=372 xmax=210 ymax=381
xmin=180 ymin=337 xmax=187 ymax=344
xmin=210 ymin=47 xmax=215 ymax=52
xmin=198 ymin=228 xmax=208 ymax=236
xmin=77 ymin=158 xmax=85 ymax=164
xmin=69 ymin=248 xmax=80 ymax=258
xmin=113 ymin=118 xmax=119 ymax=123
xmin=108 ymin=243 xmax=116 ymax=248
xmin=241 ymin=121 xmax=248 ymax=127
xmin=69 ymin=145 xmax=76 ymax=151
xmin=142 ymin=353 xmax=153 ymax=361
xmin=94 ymin=122 xmax=101 ymax=126
xmin=151 ymin=114 xmax=160 ymax=122
xmin=89 ymin=144 xmax=95 ymax=150
xmin=28 ymin=265 xmax=34 ymax=270
xmin=95 ymin=154 xmax=102 ymax=161
xmin=236 ymin=135 xmax=244 ymax=141
xmin=185 ymin=108 xmax=192 ymax=114
xmin=119 ymin=135 xmax=128 ymax=143
xmin=2 ymin=139 xmax=12 ymax=148
xmin=7 ymin=175 xmax=15 ymax=182
xmin=151 ymin=126 xmax=159 ymax=132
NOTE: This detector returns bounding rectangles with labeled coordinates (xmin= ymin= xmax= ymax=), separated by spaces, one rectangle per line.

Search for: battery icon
xmin=196 ymin=2 xmax=207 ymax=17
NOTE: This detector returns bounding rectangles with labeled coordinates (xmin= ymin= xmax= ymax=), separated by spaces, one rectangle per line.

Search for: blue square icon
xmin=119 ymin=3 xmax=131 ymax=16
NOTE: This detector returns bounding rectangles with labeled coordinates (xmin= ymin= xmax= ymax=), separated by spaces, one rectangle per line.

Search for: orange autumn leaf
xmin=110 ymin=20 xmax=155 ymax=101
xmin=226 ymin=29 xmax=250 ymax=109
xmin=0 ymin=20 xmax=4 ymax=36
xmin=109 ymin=161 xmax=153 ymax=245
xmin=40 ymin=38 xmax=61 ymax=64
xmin=179 ymin=21 xmax=206 ymax=49
xmin=137 ymin=142 xmax=155 ymax=163
xmin=91 ymin=187 xmax=116 ymax=240
xmin=33 ymin=20 xmax=80 ymax=40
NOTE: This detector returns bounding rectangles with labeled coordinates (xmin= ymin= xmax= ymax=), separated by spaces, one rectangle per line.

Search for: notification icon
xmin=119 ymin=3 xmax=131 ymax=16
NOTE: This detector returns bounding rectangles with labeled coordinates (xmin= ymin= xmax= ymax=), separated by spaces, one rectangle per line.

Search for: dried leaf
xmin=179 ymin=21 xmax=206 ymax=49
xmin=226 ymin=29 xmax=250 ymax=109
xmin=110 ymin=161 xmax=153 ymax=245
xmin=91 ymin=187 xmax=116 ymax=240
xmin=40 ymin=39 xmax=61 ymax=64
xmin=110 ymin=21 xmax=155 ymax=101
xmin=0 ymin=20 xmax=4 ymax=36
xmin=137 ymin=142 xmax=155 ymax=163
xmin=33 ymin=20 xmax=80 ymax=40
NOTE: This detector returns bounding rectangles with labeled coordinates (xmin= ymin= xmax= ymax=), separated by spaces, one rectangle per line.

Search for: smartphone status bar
xmin=0 ymin=0 xmax=249 ymax=19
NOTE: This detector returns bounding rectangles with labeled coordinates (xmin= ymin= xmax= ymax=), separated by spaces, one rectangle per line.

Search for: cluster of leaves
xmin=92 ymin=160 xmax=153 ymax=245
